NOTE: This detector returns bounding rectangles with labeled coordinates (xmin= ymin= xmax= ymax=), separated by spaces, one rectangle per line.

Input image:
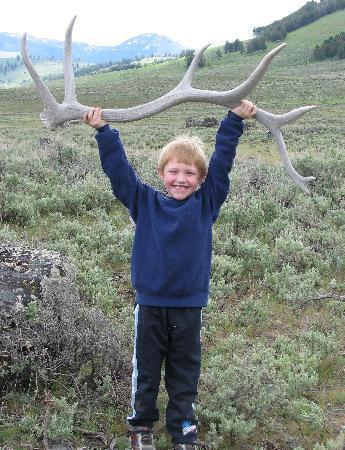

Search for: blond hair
xmin=157 ymin=135 xmax=208 ymax=178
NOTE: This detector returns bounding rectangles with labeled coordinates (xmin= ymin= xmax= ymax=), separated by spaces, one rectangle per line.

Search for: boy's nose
xmin=176 ymin=172 xmax=186 ymax=182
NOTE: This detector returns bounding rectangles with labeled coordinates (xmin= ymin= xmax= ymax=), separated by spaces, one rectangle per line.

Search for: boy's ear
xmin=199 ymin=175 xmax=206 ymax=184
xmin=157 ymin=167 xmax=164 ymax=180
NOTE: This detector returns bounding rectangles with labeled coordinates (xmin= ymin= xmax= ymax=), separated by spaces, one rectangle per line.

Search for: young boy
xmin=84 ymin=100 xmax=256 ymax=450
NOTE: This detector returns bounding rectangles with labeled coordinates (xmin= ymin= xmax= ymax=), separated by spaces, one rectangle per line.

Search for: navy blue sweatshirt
xmin=96 ymin=112 xmax=243 ymax=307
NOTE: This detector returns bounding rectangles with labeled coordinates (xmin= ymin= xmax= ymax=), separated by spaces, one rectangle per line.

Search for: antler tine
xmin=64 ymin=15 xmax=78 ymax=104
xmin=178 ymin=44 xmax=211 ymax=88
xmin=22 ymin=19 xmax=87 ymax=128
xmin=21 ymin=33 xmax=58 ymax=112
xmin=256 ymin=106 xmax=317 ymax=193
xmin=257 ymin=105 xmax=318 ymax=127
xmin=223 ymin=43 xmax=286 ymax=104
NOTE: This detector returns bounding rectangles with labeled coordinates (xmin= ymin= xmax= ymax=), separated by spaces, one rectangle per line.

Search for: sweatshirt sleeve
xmin=95 ymin=124 xmax=145 ymax=221
xmin=202 ymin=111 xmax=244 ymax=221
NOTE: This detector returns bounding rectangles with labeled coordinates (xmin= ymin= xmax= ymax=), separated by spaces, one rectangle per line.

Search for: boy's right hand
xmin=231 ymin=100 xmax=256 ymax=119
xmin=83 ymin=107 xmax=107 ymax=129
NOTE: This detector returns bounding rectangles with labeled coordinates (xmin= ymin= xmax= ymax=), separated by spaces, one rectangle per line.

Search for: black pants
xmin=127 ymin=305 xmax=202 ymax=444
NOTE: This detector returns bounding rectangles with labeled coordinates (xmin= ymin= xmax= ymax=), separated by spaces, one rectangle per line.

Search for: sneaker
xmin=128 ymin=425 xmax=156 ymax=450
xmin=172 ymin=443 xmax=208 ymax=450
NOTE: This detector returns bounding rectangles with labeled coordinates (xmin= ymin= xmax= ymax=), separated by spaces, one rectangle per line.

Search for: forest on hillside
xmin=224 ymin=0 xmax=345 ymax=55
xmin=253 ymin=0 xmax=345 ymax=43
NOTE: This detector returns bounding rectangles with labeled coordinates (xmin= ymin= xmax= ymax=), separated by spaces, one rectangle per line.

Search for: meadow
xmin=0 ymin=57 xmax=63 ymax=87
xmin=0 ymin=9 xmax=344 ymax=450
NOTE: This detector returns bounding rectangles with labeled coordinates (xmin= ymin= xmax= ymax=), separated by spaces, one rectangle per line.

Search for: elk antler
xmin=21 ymin=16 xmax=317 ymax=193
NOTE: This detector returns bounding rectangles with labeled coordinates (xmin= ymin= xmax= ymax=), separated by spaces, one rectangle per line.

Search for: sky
xmin=2 ymin=0 xmax=309 ymax=48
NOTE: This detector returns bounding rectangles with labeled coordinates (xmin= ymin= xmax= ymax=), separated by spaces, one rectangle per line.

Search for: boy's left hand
xmin=83 ymin=107 xmax=107 ymax=129
xmin=231 ymin=100 xmax=257 ymax=119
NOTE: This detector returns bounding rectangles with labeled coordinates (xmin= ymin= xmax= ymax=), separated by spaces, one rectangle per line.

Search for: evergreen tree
xmin=246 ymin=37 xmax=267 ymax=54
xmin=184 ymin=49 xmax=195 ymax=67
xmin=224 ymin=41 xmax=231 ymax=53
xmin=313 ymin=31 xmax=345 ymax=60
xmin=233 ymin=39 xmax=242 ymax=51
xmin=184 ymin=49 xmax=205 ymax=68
xmin=336 ymin=41 xmax=345 ymax=59
xmin=224 ymin=39 xmax=243 ymax=54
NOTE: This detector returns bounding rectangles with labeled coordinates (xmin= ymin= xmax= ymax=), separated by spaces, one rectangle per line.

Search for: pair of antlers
xmin=21 ymin=17 xmax=317 ymax=193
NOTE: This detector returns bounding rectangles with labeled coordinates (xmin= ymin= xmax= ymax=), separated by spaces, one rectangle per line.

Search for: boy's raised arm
xmin=202 ymin=100 xmax=256 ymax=219
xmin=84 ymin=107 xmax=144 ymax=220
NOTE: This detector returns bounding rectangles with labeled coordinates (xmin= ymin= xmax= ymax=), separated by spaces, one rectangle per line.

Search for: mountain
xmin=0 ymin=32 xmax=184 ymax=63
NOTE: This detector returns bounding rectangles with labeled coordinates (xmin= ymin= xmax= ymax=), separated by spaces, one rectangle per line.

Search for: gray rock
xmin=0 ymin=245 xmax=78 ymax=314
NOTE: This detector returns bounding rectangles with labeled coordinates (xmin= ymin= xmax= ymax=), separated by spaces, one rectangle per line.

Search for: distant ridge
xmin=0 ymin=32 xmax=184 ymax=63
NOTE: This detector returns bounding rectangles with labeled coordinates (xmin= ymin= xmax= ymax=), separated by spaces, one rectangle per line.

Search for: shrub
xmin=234 ymin=297 xmax=268 ymax=328
xmin=286 ymin=399 xmax=324 ymax=431
xmin=0 ymin=288 xmax=131 ymax=408
xmin=2 ymin=193 xmax=38 ymax=226
xmin=18 ymin=410 xmax=43 ymax=440
xmin=0 ymin=225 xmax=17 ymax=243
xmin=213 ymin=234 xmax=274 ymax=280
xmin=300 ymin=330 xmax=339 ymax=360
xmin=313 ymin=431 xmax=345 ymax=449
xmin=264 ymin=265 xmax=321 ymax=306
xmin=274 ymin=234 xmax=316 ymax=272
xmin=273 ymin=335 xmax=320 ymax=397
xmin=211 ymin=254 xmax=243 ymax=285
xmin=46 ymin=396 xmax=78 ymax=441
xmin=294 ymin=150 xmax=345 ymax=199
xmin=199 ymin=337 xmax=288 ymax=447
xmin=198 ymin=330 xmax=336 ymax=448
xmin=305 ymin=226 xmax=345 ymax=271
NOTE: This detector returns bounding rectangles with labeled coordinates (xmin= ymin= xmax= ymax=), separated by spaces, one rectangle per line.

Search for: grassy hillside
xmin=0 ymin=10 xmax=344 ymax=450
xmin=0 ymin=58 xmax=63 ymax=86
xmin=283 ymin=8 xmax=345 ymax=56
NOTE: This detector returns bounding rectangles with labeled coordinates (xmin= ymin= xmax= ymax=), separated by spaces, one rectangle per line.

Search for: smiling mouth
xmin=174 ymin=186 xmax=187 ymax=191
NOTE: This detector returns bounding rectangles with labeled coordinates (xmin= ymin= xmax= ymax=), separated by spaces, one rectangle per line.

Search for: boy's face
xmin=158 ymin=158 xmax=205 ymax=200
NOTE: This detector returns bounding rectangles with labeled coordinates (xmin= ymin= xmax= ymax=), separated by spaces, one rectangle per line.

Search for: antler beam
xmin=21 ymin=16 xmax=317 ymax=193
